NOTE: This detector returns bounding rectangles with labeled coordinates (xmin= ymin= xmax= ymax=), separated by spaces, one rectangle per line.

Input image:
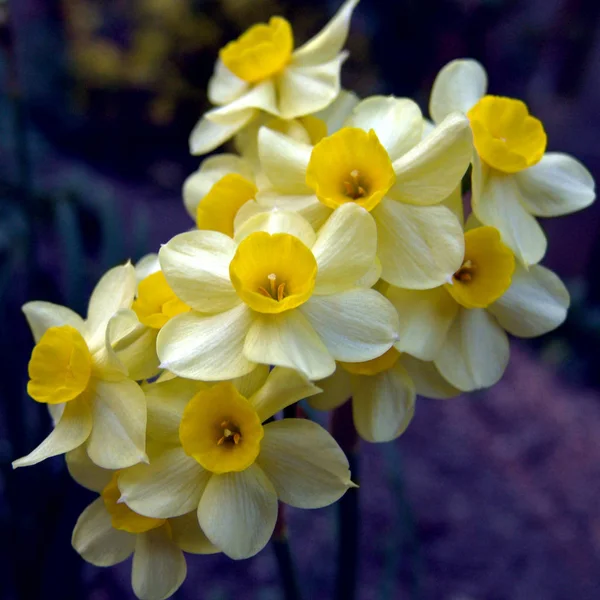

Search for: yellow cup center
xmin=340 ymin=347 xmax=401 ymax=376
xmin=27 ymin=325 xmax=92 ymax=404
xmin=467 ymin=95 xmax=547 ymax=173
xmin=219 ymin=16 xmax=294 ymax=83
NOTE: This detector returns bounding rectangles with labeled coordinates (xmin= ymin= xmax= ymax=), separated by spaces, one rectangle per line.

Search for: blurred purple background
xmin=1 ymin=0 xmax=599 ymax=599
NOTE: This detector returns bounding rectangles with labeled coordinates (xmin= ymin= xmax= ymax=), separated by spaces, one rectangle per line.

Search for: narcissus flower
xmin=118 ymin=368 xmax=355 ymax=559
xmin=189 ymin=0 xmax=359 ymax=155
xmin=157 ymin=203 xmax=400 ymax=381
xmin=68 ymin=449 xmax=217 ymax=600
xmin=13 ymin=264 xmax=147 ymax=470
xmin=388 ymin=224 xmax=570 ymax=391
xmin=430 ymin=58 xmax=596 ymax=266
xmin=254 ymin=95 xmax=474 ymax=288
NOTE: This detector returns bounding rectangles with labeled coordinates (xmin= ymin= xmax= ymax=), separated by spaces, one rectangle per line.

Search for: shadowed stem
xmin=272 ymin=503 xmax=302 ymax=600
xmin=332 ymin=400 xmax=360 ymax=600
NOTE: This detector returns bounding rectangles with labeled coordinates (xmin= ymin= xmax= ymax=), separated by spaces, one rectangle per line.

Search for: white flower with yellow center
xmin=388 ymin=223 xmax=570 ymax=391
xmin=156 ymin=204 xmax=399 ymax=381
xmin=13 ymin=264 xmax=148 ymax=470
xmin=429 ymin=58 xmax=596 ymax=266
xmin=190 ymin=0 xmax=360 ymax=155
xmin=118 ymin=367 xmax=355 ymax=559
xmin=253 ymin=95 xmax=474 ymax=288
xmin=68 ymin=450 xmax=217 ymax=600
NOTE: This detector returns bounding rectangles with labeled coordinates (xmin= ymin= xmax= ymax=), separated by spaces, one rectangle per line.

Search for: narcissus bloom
xmin=253 ymin=95 xmax=474 ymax=288
xmin=157 ymin=204 xmax=400 ymax=381
xmin=430 ymin=58 xmax=596 ymax=266
xmin=388 ymin=224 xmax=570 ymax=391
xmin=68 ymin=449 xmax=217 ymax=600
xmin=118 ymin=367 xmax=355 ymax=559
xmin=189 ymin=0 xmax=360 ymax=155
xmin=13 ymin=264 xmax=147 ymax=470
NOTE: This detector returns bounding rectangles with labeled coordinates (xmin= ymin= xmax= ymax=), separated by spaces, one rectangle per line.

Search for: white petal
xmin=72 ymin=498 xmax=136 ymax=567
xmin=350 ymin=363 xmax=416 ymax=442
xmin=159 ymin=230 xmax=239 ymax=313
xmin=514 ymin=152 xmax=595 ymax=217
xmin=135 ymin=253 xmax=160 ymax=282
xmin=429 ymin=58 xmax=487 ymax=123
xmin=198 ymin=465 xmax=277 ymax=559
xmin=355 ymin=257 xmax=382 ymax=289
xmin=292 ymin=0 xmax=359 ymax=66
xmin=386 ymin=286 xmax=458 ymax=360
xmin=312 ymin=204 xmax=377 ymax=294
xmin=258 ymin=419 xmax=353 ymax=508
xmin=400 ymin=354 xmax=460 ymax=399
xmin=388 ymin=112 xmax=473 ymax=205
xmin=86 ymin=378 xmax=147 ymax=469
xmin=254 ymin=190 xmax=331 ymax=229
xmin=487 ymin=264 xmax=569 ymax=337
xmin=189 ymin=109 xmax=256 ymax=156
xmin=233 ymin=209 xmax=316 ymax=248
xmin=249 ymin=367 xmax=321 ymax=422
xmin=473 ymin=171 xmax=547 ymax=266
xmin=314 ymin=89 xmax=360 ymax=134
xmin=374 ymin=198 xmax=464 ymax=289
xmin=343 ymin=96 xmax=423 ymax=161
xmin=300 ymin=289 xmax=400 ymax=362
xmin=132 ymin=526 xmax=187 ymax=600
xmin=207 ymin=60 xmax=249 ymax=105
xmin=169 ymin=512 xmax=219 ymax=555
xmin=441 ymin=184 xmax=465 ymax=225
xmin=157 ymin=306 xmax=255 ymax=381
xmin=66 ymin=445 xmax=113 ymax=492
xmin=13 ymin=398 xmax=92 ymax=468
xmin=435 ymin=308 xmax=509 ymax=391
xmin=309 ymin=365 xmax=352 ymax=411
xmin=22 ymin=301 xmax=86 ymax=343
xmin=86 ymin=263 xmax=137 ymax=352
xmin=208 ymin=80 xmax=278 ymax=122
xmin=119 ymin=446 xmax=209 ymax=519
xmin=230 ymin=364 xmax=270 ymax=398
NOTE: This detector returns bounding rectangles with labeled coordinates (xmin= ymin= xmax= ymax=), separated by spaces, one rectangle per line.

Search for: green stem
xmin=272 ymin=503 xmax=302 ymax=600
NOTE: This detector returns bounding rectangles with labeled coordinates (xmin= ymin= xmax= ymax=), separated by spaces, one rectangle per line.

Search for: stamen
xmin=217 ymin=420 xmax=242 ymax=446
xmin=343 ymin=169 xmax=368 ymax=200
xmin=268 ymin=273 xmax=277 ymax=297
xmin=257 ymin=273 xmax=287 ymax=301
xmin=454 ymin=259 xmax=476 ymax=283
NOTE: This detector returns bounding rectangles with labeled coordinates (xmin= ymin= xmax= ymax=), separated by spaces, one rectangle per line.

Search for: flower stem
xmin=272 ymin=503 xmax=302 ymax=600
xmin=332 ymin=401 xmax=360 ymax=600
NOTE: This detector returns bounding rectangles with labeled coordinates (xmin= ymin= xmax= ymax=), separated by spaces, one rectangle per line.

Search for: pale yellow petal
xmin=229 ymin=364 xmax=270 ymax=398
xmin=208 ymin=59 xmax=250 ymax=105
xmin=208 ymin=80 xmax=277 ymax=122
xmin=308 ymin=365 xmax=352 ymax=411
xmin=66 ymin=445 xmax=113 ymax=492
xmin=400 ymin=354 xmax=461 ymax=399
xmin=254 ymin=190 xmax=331 ymax=229
xmin=134 ymin=253 xmax=160 ymax=283
xmin=169 ymin=512 xmax=219 ymax=555
xmin=22 ymin=301 xmax=86 ymax=343
xmin=314 ymin=88 xmax=360 ymax=134
xmin=189 ymin=109 xmax=256 ymax=156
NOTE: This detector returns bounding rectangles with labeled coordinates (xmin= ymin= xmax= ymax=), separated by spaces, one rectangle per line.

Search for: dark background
xmin=1 ymin=0 xmax=600 ymax=598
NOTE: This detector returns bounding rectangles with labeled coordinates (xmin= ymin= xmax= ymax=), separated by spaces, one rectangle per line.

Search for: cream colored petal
xmin=312 ymin=204 xmax=377 ymax=295
xmin=119 ymin=446 xmax=209 ymax=519
xmin=159 ymin=230 xmax=239 ymax=313
xmin=233 ymin=209 xmax=316 ymax=248
xmin=22 ymin=301 xmax=86 ymax=343
xmin=388 ymin=113 xmax=473 ymax=205
xmin=343 ymin=96 xmax=423 ymax=161
xmin=208 ymin=59 xmax=250 ymax=105
xmin=487 ymin=264 xmax=569 ymax=338
xmin=86 ymin=263 xmax=137 ymax=352
xmin=473 ymin=171 xmax=547 ymax=266
xmin=197 ymin=464 xmax=278 ymax=560
xmin=72 ymin=498 xmax=136 ymax=567
xmin=441 ymin=184 xmax=464 ymax=225
xmin=86 ymin=378 xmax=147 ymax=469
xmin=350 ymin=363 xmax=416 ymax=442
xmin=208 ymin=80 xmax=278 ymax=122
xmin=429 ymin=58 xmax=487 ymax=123
xmin=232 ymin=200 xmax=273 ymax=231
xmin=277 ymin=54 xmax=346 ymax=120
xmin=254 ymin=190 xmax=331 ymax=229
xmin=135 ymin=254 xmax=160 ymax=282
xmin=258 ymin=419 xmax=353 ymax=508
xmin=249 ymin=367 xmax=322 ymax=422
xmin=435 ymin=308 xmax=509 ymax=392
xmin=244 ymin=311 xmax=335 ymax=380
xmin=258 ymin=127 xmax=312 ymax=194
xmin=386 ymin=286 xmax=458 ymax=360
xmin=400 ymin=354 xmax=461 ymax=399
xmin=315 ymin=89 xmax=360 ymax=134
xmin=514 ymin=152 xmax=595 ymax=217
xmin=355 ymin=257 xmax=382 ymax=289
xmin=157 ymin=306 xmax=255 ymax=381
xmin=230 ymin=364 xmax=270 ymax=398
xmin=12 ymin=398 xmax=92 ymax=468
xmin=189 ymin=109 xmax=256 ymax=156
xmin=169 ymin=512 xmax=219 ymax=554
xmin=47 ymin=402 xmax=64 ymax=425
xmin=66 ymin=445 xmax=113 ymax=492
xmin=374 ymin=199 xmax=464 ymax=289
xmin=132 ymin=525 xmax=187 ymax=600
xmin=300 ymin=290 xmax=400 ymax=362
xmin=308 ymin=365 xmax=352 ymax=411
xmin=292 ymin=0 xmax=359 ymax=66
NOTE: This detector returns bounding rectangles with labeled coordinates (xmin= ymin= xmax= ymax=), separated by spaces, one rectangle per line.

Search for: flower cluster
xmin=14 ymin=1 xmax=595 ymax=598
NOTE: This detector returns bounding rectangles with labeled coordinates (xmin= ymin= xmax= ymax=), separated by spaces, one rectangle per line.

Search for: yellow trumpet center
xmin=27 ymin=325 xmax=92 ymax=404
xmin=219 ymin=16 xmax=294 ymax=83
xmin=102 ymin=473 xmax=166 ymax=534
xmin=444 ymin=226 xmax=515 ymax=309
xmin=467 ymin=95 xmax=547 ymax=173
xmin=132 ymin=271 xmax=191 ymax=329
xmin=229 ymin=232 xmax=317 ymax=314
xmin=179 ymin=382 xmax=264 ymax=474
xmin=306 ymin=128 xmax=396 ymax=212
xmin=340 ymin=347 xmax=401 ymax=376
